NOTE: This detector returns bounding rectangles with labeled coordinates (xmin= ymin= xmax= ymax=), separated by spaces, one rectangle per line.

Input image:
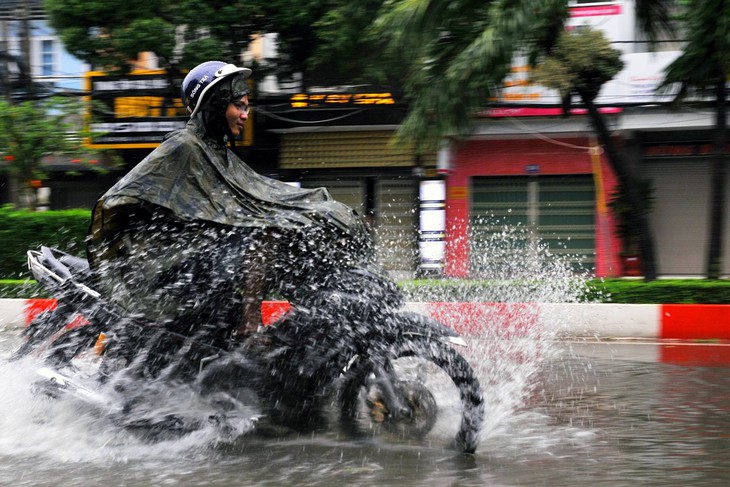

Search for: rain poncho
xmin=88 ymin=116 xmax=370 ymax=329
xmin=90 ymin=117 xmax=367 ymax=259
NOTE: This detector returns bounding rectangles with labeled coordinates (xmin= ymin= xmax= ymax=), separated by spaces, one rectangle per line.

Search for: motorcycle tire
xmin=339 ymin=339 xmax=484 ymax=454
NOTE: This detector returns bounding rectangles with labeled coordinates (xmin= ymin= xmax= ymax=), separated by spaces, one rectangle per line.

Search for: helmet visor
xmin=230 ymin=73 xmax=250 ymax=99
xmin=214 ymin=63 xmax=247 ymax=79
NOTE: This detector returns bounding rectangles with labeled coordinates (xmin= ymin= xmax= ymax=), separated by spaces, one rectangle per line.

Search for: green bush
xmin=1 ymin=205 xmax=728 ymax=305
xmin=0 ymin=206 xmax=90 ymax=279
xmin=2 ymin=276 xmax=729 ymax=303
xmin=585 ymin=279 xmax=730 ymax=304
xmin=0 ymin=279 xmax=45 ymax=298
xmin=398 ymin=278 xmax=730 ymax=304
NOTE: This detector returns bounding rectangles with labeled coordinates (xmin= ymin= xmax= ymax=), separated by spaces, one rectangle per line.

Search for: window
xmin=41 ymin=40 xmax=53 ymax=76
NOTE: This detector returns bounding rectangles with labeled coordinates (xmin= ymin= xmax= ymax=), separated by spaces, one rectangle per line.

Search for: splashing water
xmin=393 ymin=216 xmax=598 ymax=450
xmin=0 ymin=215 xmax=598 ymax=474
xmin=0 ymin=327 xmax=260 ymax=471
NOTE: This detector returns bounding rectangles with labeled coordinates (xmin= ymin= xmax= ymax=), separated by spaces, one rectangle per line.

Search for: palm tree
xmin=660 ymin=0 xmax=729 ymax=279
xmin=375 ymin=0 xmax=674 ymax=280
xmin=531 ymin=26 xmax=659 ymax=280
xmin=374 ymin=0 xmax=565 ymax=152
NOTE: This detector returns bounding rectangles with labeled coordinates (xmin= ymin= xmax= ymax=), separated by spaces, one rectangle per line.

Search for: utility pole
xmin=0 ymin=19 xmax=8 ymax=100
xmin=3 ymin=0 xmax=36 ymax=208
xmin=18 ymin=0 xmax=33 ymax=99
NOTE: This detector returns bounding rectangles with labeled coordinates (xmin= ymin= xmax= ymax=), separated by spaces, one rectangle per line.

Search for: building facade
xmin=255 ymin=92 xmax=438 ymax=279
xmin=440 ymin=0 xmax=730 ymax=278
xmin=0 ymin=0 xmax=114 ymax=209
xmin=5 ymin=0 xmax=728 ymax=278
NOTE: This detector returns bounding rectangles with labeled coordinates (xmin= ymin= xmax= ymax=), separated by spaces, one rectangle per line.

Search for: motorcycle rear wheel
xmin=339 ymin=339 xmax=484 ymax=454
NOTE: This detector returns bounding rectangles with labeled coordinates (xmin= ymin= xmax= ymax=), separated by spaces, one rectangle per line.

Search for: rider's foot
xmin=368 ymin=399 xmax=387 ymax=423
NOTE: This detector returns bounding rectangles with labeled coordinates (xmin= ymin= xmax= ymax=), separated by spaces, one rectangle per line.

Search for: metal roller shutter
xmin=643 ymin=159 xmax=730 ymax=276
xmin=280 ymin=131 xmax=429 ymax=169
xmin=538 ymin=177 xmax=596 ymax=270
xmin=301 ymin=177 xmax=418 ymax=277
xmin=301 ymin=178 xmax=365 ymax=216
xmin=375 ymin=179 xmax=419 ymax=278
xmin=470 ymin=176 xmax=596 ymax=274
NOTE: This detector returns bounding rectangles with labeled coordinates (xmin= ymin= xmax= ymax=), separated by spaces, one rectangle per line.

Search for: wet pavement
xmin=2 ymin=333 xmax=730 ymax=486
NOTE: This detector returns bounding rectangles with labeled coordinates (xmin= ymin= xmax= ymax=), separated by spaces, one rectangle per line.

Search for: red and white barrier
xmin=408 ymin=302 xmax=730 ymax=340
xmin=1 ymin=298 xmax=729 ymax=340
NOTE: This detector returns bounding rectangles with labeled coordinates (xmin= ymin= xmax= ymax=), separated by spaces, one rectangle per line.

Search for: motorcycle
xmin=13 ymin=245 xmax=485 ymax=454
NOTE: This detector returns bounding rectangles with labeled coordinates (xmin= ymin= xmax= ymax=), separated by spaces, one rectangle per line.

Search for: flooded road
xmin=2 ymin=333 xmax=730 ymax=486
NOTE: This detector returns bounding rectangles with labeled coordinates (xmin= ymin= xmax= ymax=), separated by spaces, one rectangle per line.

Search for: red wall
xmin=444 ymin=137 xmax=621 ymax=277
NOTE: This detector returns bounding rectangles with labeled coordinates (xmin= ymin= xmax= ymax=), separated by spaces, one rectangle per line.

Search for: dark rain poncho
xmin=90 ymin=117 xmax=366 ymax=247
xmin=88 ymin=117 xmax=370 ymax=326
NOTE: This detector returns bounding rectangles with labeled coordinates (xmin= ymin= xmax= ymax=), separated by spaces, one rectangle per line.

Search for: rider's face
xmin=226 ymin=95 xmax=249 ymax=138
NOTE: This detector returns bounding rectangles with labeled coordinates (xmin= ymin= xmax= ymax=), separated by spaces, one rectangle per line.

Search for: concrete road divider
xmin=1 ymin=298 xmax=729 ymax=340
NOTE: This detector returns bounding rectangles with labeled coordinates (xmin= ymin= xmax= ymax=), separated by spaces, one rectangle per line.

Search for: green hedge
xmin=585 ymin=279 xmax=730 ymax=304
xmin=0 ymin=206 xmax=90 ymax=279
xmin=1 ymin=205 xmax=728 ymax=304
xmin=399 ymin=278 xmax=730 ymax=304
xmin=2 ymin=277 xmax=730 ymax=303
xmin=0 ymin=279 xmax=45 ymax=298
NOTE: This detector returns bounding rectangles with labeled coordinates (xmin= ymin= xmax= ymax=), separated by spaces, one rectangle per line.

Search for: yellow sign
xmin=84 ymin=69 xmax=254 ymax=149
xmin=114 ymin=96 xmax=184 ymax=118
xmin=448 ymin=186 xmax=468 ymax=200
xmin=290 ymin=92 xmax=396 ymax=108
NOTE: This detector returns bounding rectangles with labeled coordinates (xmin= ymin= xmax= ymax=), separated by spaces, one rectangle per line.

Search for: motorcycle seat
xmin=40 ymin=246 xmax=90 ymax=281
xmin=58 ymin=253 xmax=90 ymax=275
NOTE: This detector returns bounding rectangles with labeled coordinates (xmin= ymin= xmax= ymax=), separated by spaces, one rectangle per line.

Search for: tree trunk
xmin=7 ymin=173 xmax=19 ymax=207
xmin=706 ymin=79 xmax=727 ymax=279
xmin=579 ymin=90 xmax=658 ymax=281
xmin=16 ymin=180 xmax=37 ymax=210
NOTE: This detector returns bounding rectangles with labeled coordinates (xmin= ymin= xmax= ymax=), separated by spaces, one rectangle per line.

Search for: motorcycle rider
xmin=87 ymin=61 xmax=370 ymax=348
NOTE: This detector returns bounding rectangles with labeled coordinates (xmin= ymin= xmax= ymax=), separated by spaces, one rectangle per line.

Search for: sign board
xmin=85 ymin=70 xmax=254 ymax=149
xmin=85 ymin=70 xmax=186 ymax=149
xmin=488 ymin=2 xmax=683 ymax=113
xmin=491 ymin=51 xmax=681 ymax=111
xmin=289 ymin=92 xmax=396 ymax=108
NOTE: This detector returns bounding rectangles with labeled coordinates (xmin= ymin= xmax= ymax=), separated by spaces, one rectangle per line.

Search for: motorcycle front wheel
xmin=339 ymin=339 xmax=484 ymax=454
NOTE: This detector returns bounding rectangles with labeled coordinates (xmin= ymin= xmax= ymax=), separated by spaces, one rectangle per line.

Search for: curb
xmin=1 ymin=298 xmax=729 ymax=340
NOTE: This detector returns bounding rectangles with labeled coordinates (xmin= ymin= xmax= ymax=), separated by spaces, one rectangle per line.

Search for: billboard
xmin=85 ymin=70 xmax=186 ymax=149
xmin=487 ymin=1 xmax=682 ymax=115
xmin=85 ymin=70 xmax=254 ymax=149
